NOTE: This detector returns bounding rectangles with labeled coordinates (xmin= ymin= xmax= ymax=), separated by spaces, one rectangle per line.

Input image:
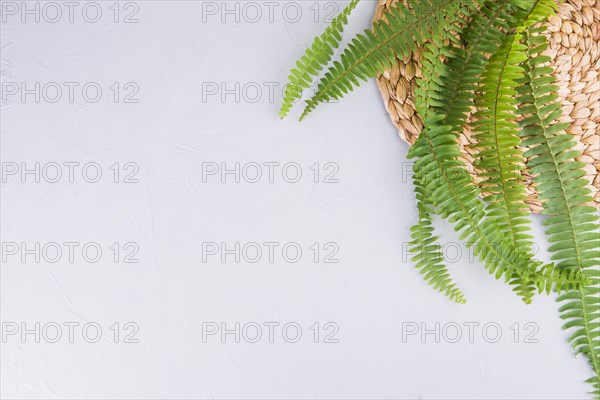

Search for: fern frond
xmin=469 ymin=0 xmax=563 ymax=301
xmin=408 ymin=1 xmax=545 ymax=293
xmin=517 ymin=25 xmax=600 ymax=395
xmin=410 ymin=169 xmax=467 ymax=304
xmin=409 ymin=0 xmax=584 ymax=300
xmin=471 ymin=32 xmax=538 ymax=301
xmin=411 ymin=0 xmax=517 ymax=135
xmin=407 ymin=24 xmax=468 ymax=305
xmin=300 ymin=0 xmax=477 ymax=120
xmin=279 ymin=0 xmax=360 ymax=118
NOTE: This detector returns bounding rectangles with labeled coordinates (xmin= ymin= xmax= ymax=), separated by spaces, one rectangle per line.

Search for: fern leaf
xmin=408 ymin=24 xmax=467 ymax=305
xmin=410 ymin=170 xmax=467 ymax=304
xmin=410 ymin=0 xmax=584 ymax=297
xmin=300 ymin=0 xmax=477 ymax=120
xmin=471 ymin=31 xmax=538 ymax=301
xmin=409 ymin=1 xmax=537 ymax=292
xmin=517 ymin=25 xmax=600 ymax=395
xmin=279 ymin=0 xmax=360 ymax=118
xmin=469 ymin=0 xmax=564 ymax=301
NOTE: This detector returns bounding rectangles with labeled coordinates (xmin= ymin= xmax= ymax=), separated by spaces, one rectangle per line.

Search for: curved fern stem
xmin=279 ymin=0 xmax=360 ymax=118
xmin=517 ymin=25 xmax=600 ymax=396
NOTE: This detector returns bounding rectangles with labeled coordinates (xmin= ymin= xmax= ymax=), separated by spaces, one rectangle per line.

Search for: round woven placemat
xmin=374 ymin=0 xmax=600 ymax=213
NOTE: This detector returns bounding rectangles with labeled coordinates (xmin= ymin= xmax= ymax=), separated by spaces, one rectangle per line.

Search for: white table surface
xmin=0 ymin=1 xmax=592 ymax=398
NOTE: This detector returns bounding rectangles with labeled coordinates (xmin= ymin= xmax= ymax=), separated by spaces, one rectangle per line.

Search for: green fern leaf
xmin=471 ymin=31 xmax=537 ymax=301
xmin=279 ymin=0 xmax=360 ymax=118
xmin=517 ymin=24 xmax=600 ymax=396
xmin=408 ymin=24 xmax=468 ymax=305
xmin=300 ymin=0 xmax=477 ymax=120
xmin=468 ymin=0 xmax=564 ymax=301
xmin=409 ymin=0 xmax=583 ymax=296
xmin=410 ymin=170 xmax=467 ymax=304
xmin=410 ymin=1 xmax=536 ymax=292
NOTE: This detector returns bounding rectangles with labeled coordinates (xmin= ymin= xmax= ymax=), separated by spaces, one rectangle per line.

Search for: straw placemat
xmin=374 ymin=0 xmax=600 ymax=213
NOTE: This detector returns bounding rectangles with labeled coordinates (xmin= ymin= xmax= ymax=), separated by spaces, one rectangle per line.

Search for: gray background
xmin=0 ymin=1 xmax=592 ymax=398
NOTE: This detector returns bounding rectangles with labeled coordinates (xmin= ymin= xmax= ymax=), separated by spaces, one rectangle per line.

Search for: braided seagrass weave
xmin=374 ymin=0 xmax=600 ymax=213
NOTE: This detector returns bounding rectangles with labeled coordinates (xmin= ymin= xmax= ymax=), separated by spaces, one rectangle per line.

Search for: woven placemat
xmin=374 ymin=0 xmax=600 ymax=213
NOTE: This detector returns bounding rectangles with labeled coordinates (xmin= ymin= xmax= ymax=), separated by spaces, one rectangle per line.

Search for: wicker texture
xmin=374 ymin=0 xmax=600 ymax=213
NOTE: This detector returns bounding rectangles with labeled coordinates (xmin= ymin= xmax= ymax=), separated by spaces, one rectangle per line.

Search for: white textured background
xmin=0 ymin=1 xmax=592 ymax=398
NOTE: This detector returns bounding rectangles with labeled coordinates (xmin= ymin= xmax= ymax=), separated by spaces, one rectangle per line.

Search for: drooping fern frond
xmin=407 ymin=1 xmax=554 ymax=299
xmin=471 ymin=32 xmax=538 ymax=301
xmin=408 ymin=0 xmax=585 ymax=300
xmin=299 ymin=0 xmax=477 ymax=120
xmin=517 ymin=25 xmax=600 ymax=396
xmin=468 ymin=0 xmax=566 ymax=304
xmin=410 ymin=171 xmax=467 ymax=304
xmin=407 ymin=23 xmax=467 ymax=305
xmin=279 ymin=0 xmax=360 ymax=118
